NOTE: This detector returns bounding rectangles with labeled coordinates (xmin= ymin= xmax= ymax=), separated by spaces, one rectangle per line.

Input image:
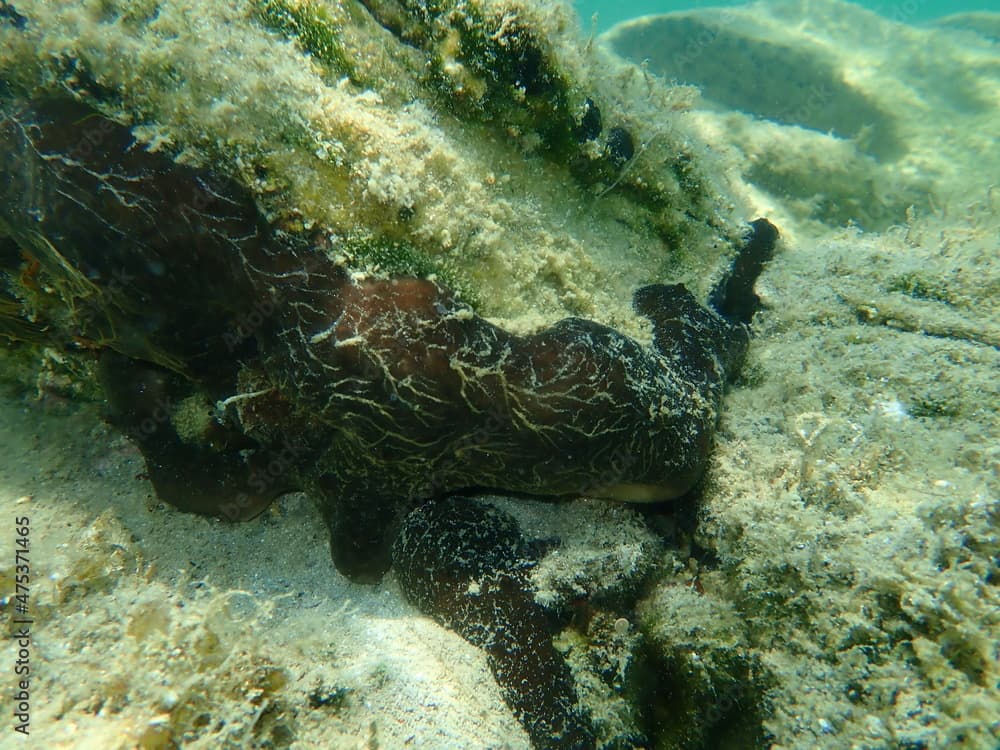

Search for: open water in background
xmin=575 ymin=0 xmax=997 ymax=32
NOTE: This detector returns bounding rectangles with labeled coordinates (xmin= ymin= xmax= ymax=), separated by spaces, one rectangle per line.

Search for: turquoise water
xmin=576 ymin=0 xmax=997 ymax=31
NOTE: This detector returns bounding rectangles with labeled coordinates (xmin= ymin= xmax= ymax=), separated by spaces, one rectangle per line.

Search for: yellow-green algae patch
xmin=0 ymin=0 xmax=749 ymax=339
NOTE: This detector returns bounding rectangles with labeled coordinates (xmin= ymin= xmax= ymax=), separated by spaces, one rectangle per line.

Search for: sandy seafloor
xmin=1 ymin=1 xmax=999 ymax=749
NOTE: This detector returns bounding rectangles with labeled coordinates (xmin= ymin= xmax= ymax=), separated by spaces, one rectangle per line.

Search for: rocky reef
xmin=0 ymin=0 xmax=750 ymax=335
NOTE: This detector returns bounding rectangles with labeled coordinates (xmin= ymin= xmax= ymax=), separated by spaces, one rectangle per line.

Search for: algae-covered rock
xmin=637 ymin=581 xmax=770 ymax=750
xmin=597 ymin=6 xmax=1000 ymax=748
xmin=0 ymin=0 xmax=750 ymax=336
xmin=603 ymin=0 xmax=1000 ymax=231
xmin=932 ymin=11 xmax=1000 ymax=43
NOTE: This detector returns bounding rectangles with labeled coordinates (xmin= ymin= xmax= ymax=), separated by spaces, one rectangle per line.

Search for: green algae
xmin=254 ymin=0 xmax=354 ymax=75
xmin=340 ymin=234 xmax=481 ymax=306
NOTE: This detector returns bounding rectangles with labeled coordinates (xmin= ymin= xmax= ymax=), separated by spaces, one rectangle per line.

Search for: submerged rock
xmin=0 ymin=0 xmax=754 ymax=337
xmin=602 ymin=0 xmax=1000 ymax=230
